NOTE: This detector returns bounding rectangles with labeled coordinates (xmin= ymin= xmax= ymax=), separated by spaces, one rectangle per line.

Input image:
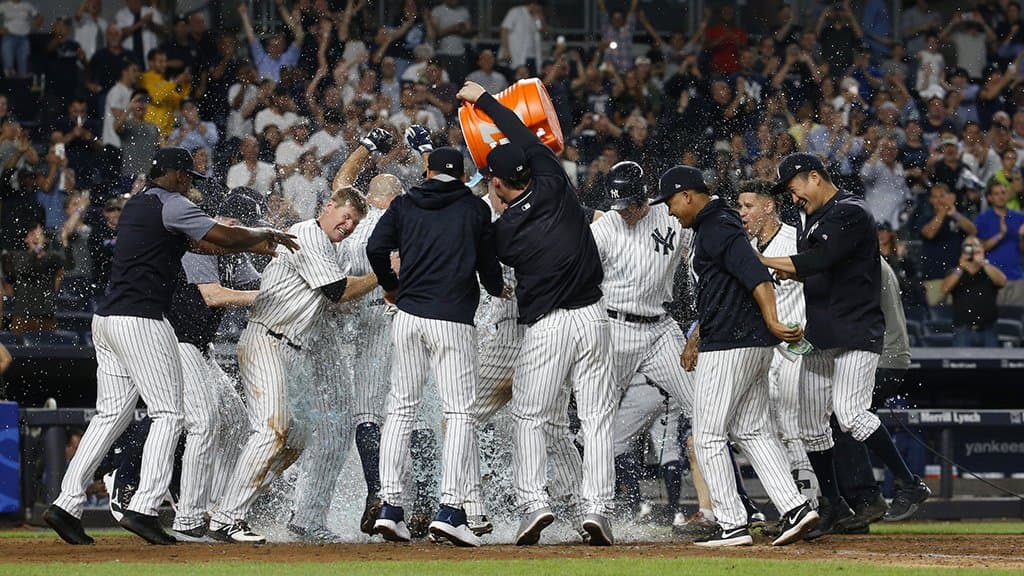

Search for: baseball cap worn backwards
xmin=152 ymin=147 xmax=207 ymax=179
xmin=650 ymin=166 xmax=707 ymax=205
xmin=771 ymin=152 xmax=826 ymax=197
xmin=426 ymin=146 xmax=465 ymax=178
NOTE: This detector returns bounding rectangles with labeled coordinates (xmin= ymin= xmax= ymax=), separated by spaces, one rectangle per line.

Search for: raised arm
xmin=238 ymin=4 xmax=256 ymax=44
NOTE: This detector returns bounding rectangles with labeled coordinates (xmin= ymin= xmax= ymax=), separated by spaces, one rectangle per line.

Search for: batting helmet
xmin=604 ymin=161 xmax=647 ymax=210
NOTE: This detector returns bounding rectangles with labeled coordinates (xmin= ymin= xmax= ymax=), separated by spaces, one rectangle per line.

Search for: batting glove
xmin=360 ymin=127 xmax=394 ymax=154
xmin=405 ymin=125 xmax=433 ymax=154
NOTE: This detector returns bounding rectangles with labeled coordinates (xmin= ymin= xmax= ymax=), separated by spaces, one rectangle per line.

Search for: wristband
xmin=686 ymin=321 xmax=698 ymax=339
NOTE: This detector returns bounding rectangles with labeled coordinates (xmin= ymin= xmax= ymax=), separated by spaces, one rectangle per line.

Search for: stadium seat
xmin=921 ymin=332 xmax=954 ymax=347
xmin=0 ymin=332 xmax=22 ymax=346
xmin=998 ymin=305 xmax=1024 ymax=322
xmin=928 ymin=305 xmax=953 ymax=324
xmin=20 ymin=330 xmax=81 ymax=347
xmin=924 ymin=319 xmax=953 ymax=335
xmin=905 ymin=319 xmax=923 ymax=341
xmin=997 ymin=319 xmax=1024 ymax=348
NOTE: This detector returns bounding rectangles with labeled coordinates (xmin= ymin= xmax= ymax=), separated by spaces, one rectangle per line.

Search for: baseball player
xmin=653 ymin=165 xmax=818 ymax=547
xmin=102 ymin=190 xmax=265 ymax=542
xmin=456 ymin=81 xmax=617 ymax=547
xmin=463 ymin=180 xmax=587 ymax=540
xmin=367 ymin=142 xmax=504 ymax=547
xmin=831 ymin=256 xmax=912 ymax=533
xmin=44 ymin=148 xmax=297 ymax=545
xmin=735 ymin=179 xmax=818 ymax=502
xmin=208 ymin=178 xmax=379 ymax=544
xmin=759 ymin=152 xmax=931 ymax=537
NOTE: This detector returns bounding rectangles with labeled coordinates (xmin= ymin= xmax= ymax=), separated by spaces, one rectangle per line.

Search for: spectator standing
xmin=139 ymin=48 xmax=190 ymax=137
xmin=940 ymin=10 xmax=997 ymax=81
xmin=281 ymin=150 xmax=328 ymax=220
xmin=2 ymin=223 xmax=69 ymax=334
xmin=73 ymin=0 xmax=107 ymax=61
xmin=43 ymin=18 xmax=87 ymax=119
xmin=976 ymin=182 xmax=1024 ymax=305
xmin=499 ymin=0 xmax=544 ymax=76
xmin=115 ymin=0 xmax=165 ymax=70
xmin=914 ymin=33 xmax=945 ymax=94
xmin=596 ymin=0 xmax=638 ymax=73
xmin=0 ymin=0 xmax=42 ymax=78
xmin=238 ymin=3 xmax=303 ymax=83
xmin=861 ymin=137 xmax=911 ymax=230
xmin=254 ymin=86 xmax=299 ymax=134
xmin=911 ymin=182 xmax=977 ymax=305
xmin=817 ymin=3 xmax=863 ymax=81
xmin=989 ymin=147 xmax=1024 ymax=210
xmin=102 ymin=61 xmax=139 ymax=149
xmin=901 ymin=0 xmax=941 ymax=60
xmin=167 ymin=99 xmax=217 ymax=157
xmin=87 ymin=26 xmax=135 ymax=106
xmin=466 ymin=50 xmax=508 ymax=95
xmin=50 ymin=99 xmax=102 ymax=186
xmin=226 ymin=135 xmax=275 ymax=194
xmin=942 ymin=236 xmax=1007 ymax=346
xmin=59 ymin=190 xmax=92 ymax=300
xmin=430 ymin=0 xmax=472 ymax=84
xmin=115 ymin=89 xmax=159 ymax=177
xmin=226 ymin=65 xmax=262 ymax=140
xmin=704 ymin=5 xmax=747 ymax=75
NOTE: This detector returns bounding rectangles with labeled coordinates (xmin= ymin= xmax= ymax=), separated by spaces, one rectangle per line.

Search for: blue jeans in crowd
xmin=2 ymin=34 xmax=30 ymax=77
xmin=952 ymin=325 xmax=999 ymax=348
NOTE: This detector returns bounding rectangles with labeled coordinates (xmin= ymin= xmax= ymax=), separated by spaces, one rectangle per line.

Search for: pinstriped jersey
xmin=247 ymin=218 xmax=350 ymax=346
xmin=590 ymin=204 xmax=693 ymax=317
xmin=752 ymin=223 xmax=806 ymax=326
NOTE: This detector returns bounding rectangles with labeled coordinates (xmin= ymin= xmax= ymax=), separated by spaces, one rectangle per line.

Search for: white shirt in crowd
xmin=103 ymin=81 xmax=133 ymax=148
xmin=74 ymin=12 xmax=107 ymax=60
xmin=282 ymin=173 xmax=329 ymax=221
xmin=431 ymin=3 xmax=470 ymax=56
xmin=255 ymin=107 xmax=299 ymax=134
xmin=308 ymin=129 xmax=348 ymax=161
xmin=388 ymin=108 xmax=441 ymax=134
xmin=226 ymin=83 xmax=259 ymax=139
xmin=465 ymin=69 xmax=508 ymax=95
xmin=115 ymin=5 xmax=164 ymax=68
xmin=275 ymin=138 xmax=315 ymax=168
xmin=226 ymin=160 xmax=276 ymax=194
xmin=0 ymin=1 xmax=38 ymax=36
xmin=501 ymin=5 xmax=543 ymax=71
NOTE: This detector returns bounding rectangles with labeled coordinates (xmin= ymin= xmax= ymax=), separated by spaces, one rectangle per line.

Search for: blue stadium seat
xmin=998 ymin=305 xmax=1024 ymax=322
xmin=924 ymin=319 xmax=953 ymax=335
xmin=0 ymin=332 xmax=22 ymax=346
xmin=20 ymin=330 xmax=81 ymax=347
xmin=905 ymin=319 xmax=923 ymax=341
xmin=929 ymin=305 xmax=953 ymax=324
xmin=997 ymin=319 xmax=1024 ymax=348
xmin=921 ymin=332 xmax=954 ymax=347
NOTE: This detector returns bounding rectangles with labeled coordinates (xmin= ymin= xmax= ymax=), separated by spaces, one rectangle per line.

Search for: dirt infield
xmin=3 ymin=533 xmax=1023 ymax=569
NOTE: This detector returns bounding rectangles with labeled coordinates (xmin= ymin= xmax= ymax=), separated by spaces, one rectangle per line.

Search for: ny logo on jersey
xmin=651 ymin=228 xmax=676 ymax=255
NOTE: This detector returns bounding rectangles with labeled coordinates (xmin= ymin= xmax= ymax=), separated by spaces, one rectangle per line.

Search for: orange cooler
xmin=459 ymin=78 xmax=564 ymax=170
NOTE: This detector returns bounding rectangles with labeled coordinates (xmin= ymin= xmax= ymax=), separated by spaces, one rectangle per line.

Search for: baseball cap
xmin=151 ymin=147 xmax=207 ymax=179
xmin=217 ymin=192 xmax=263 ymax=227
xmin=939 ymin=135 xmax=959 ymax=148
xmin=426 ymin=146 xmax=465 ymax=178
xmin=770 ymin=152 xmax=827 ymax=197
xmin=483 ymin=144 xmax=528 ymax=180
xmin=649 ymin=165 xmax=707 ymax=205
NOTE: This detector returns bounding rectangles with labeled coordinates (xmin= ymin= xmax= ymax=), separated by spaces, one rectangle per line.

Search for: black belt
xmin=266 ymin=329 xmax=302 ymax=351
xmin=607 ymin=309 xmax=663 ymax=324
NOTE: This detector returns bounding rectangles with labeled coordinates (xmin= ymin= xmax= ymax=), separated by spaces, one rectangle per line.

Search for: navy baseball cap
xmin=426 ymin=146 xmax=465 ymax=178
xmin=483 ymin=144 xmax=528 ymax=180
xmin=650 ymin=165 xmax=707 ymax=205
xmin=152 ymin=147 xmax=207 ymax=179
xmin=218 ymin=192 xmax=263 ymax=227
xmin=771 ymin=152 xmax=826 ymax=197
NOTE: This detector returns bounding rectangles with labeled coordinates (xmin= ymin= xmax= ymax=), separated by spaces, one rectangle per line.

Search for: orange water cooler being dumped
xmin=459 ymin=78 xmax=564 ymax=171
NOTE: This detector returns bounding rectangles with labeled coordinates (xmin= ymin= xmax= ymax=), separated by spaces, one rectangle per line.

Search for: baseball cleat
xmin=672 ymin=511 xmax=719 ymax=540
xmin=43 ymin=504 xmax=93 ymax=545
xmin=208 ymin=520 xmax=266 ymax=544
xmin=582 ymin=513 xmax=615 ymax=546
xmin=694 ymin=525 xmax=753 ymax=547
xmin=846 ymin=493 xmax=889 ymax=530
xmin=772 ymin=502 xmax=820 ymax=546
xmin=884 ymin=477 xmax=931 ymax=522
xmin=468 ymin=514 xmax=494 ymax=536
xmin=288 ymin=523 xmax=341 ymax=543
xmin=360 ymin=495 xmax=382 ymax=535
xmin=514 ymin=507 xmax=555 ymax=546
xmin=427 ymin=505 xmax=481 ymax=547
xmin=170 ymin=525 xmax=211 ymax=543
xmin=804 ymin=496 xmax=855 ymax=541
xmin=374 ymin=503 xmax=411 ymax=543
xmin=119 ymin=510 xmax=177 ymax=545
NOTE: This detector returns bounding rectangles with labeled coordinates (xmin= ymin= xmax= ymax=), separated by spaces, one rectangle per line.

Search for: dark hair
xmin=498 ymin=165 xmax=533 ymax=190
xmin=130 ymin=89 xmax=150 ymax=102
xmin=147 ymin=47 xmax=166 ymax=61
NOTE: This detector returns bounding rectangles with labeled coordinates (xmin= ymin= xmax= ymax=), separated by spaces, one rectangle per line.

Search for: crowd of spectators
xmin=0 ymin=0 xmax=1023 ymax=348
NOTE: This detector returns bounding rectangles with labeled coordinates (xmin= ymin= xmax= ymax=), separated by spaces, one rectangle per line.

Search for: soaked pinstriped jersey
xmin=247 ymin=219 xmax=349 ymax=346
xmin=753 ymin=223 xmax=806 ymax=326
xmin=590 ymin=204 xmax=693 ymax=317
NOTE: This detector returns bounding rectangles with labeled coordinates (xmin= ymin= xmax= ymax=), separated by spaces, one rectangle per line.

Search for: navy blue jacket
xmin=792 ymin=190 xmax=884 ymax=353
xmin=366 ymin=175 xmax=503 ymax=325
xmin=691 ymin=197 xmax=779 ymax=352
xmin=475 ymin=93 xmax=604 ymax=325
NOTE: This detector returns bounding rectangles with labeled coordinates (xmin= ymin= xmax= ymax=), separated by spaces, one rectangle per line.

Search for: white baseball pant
xmin=799 ymin=348 xmax=882 ymax=452
xmin=692 ymin=347 xmax=807 ymax=530
xmin=379 ymin=311 xmax=479 ymax=509
xmin=54 ymin=315 xmax=183 ymax=518
xmin=608 ymin=317 xmax=695 ymax=416
xmin=613 ymin=379 xmax=682 ymax=466
xmin=353 ymin=304 xmax=392 ymax=427
xmin=207 ymin=356 xmax=250 ymax=509
xmin=768 ymin=350 xmax=813 ymax=474
xmin=511 ymin=302 xmax=616 ymax=516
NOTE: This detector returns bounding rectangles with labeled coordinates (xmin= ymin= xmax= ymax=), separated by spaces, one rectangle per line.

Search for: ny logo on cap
xmin=610 ymin=188 xmax=620 ymax=198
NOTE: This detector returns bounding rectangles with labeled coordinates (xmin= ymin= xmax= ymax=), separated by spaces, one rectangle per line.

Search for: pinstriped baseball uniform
xmin=53 ymin=187 xmax=216 ymax=521
xmin=590 ymin=204 xmax=695 ymax=414
xmin=211 ymin=218 xmax=352 ymax=528
xmin=465 ymin=194 xmax=583 ymax=520
xmin=751 ymin=224 xmax=813 ymax=476
xmin=689 ymin=197 xmax=808 ymax=531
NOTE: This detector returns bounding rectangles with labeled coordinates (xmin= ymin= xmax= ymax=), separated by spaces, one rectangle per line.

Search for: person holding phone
xmin=941 ymin=236 xmax=1007 ymax=347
